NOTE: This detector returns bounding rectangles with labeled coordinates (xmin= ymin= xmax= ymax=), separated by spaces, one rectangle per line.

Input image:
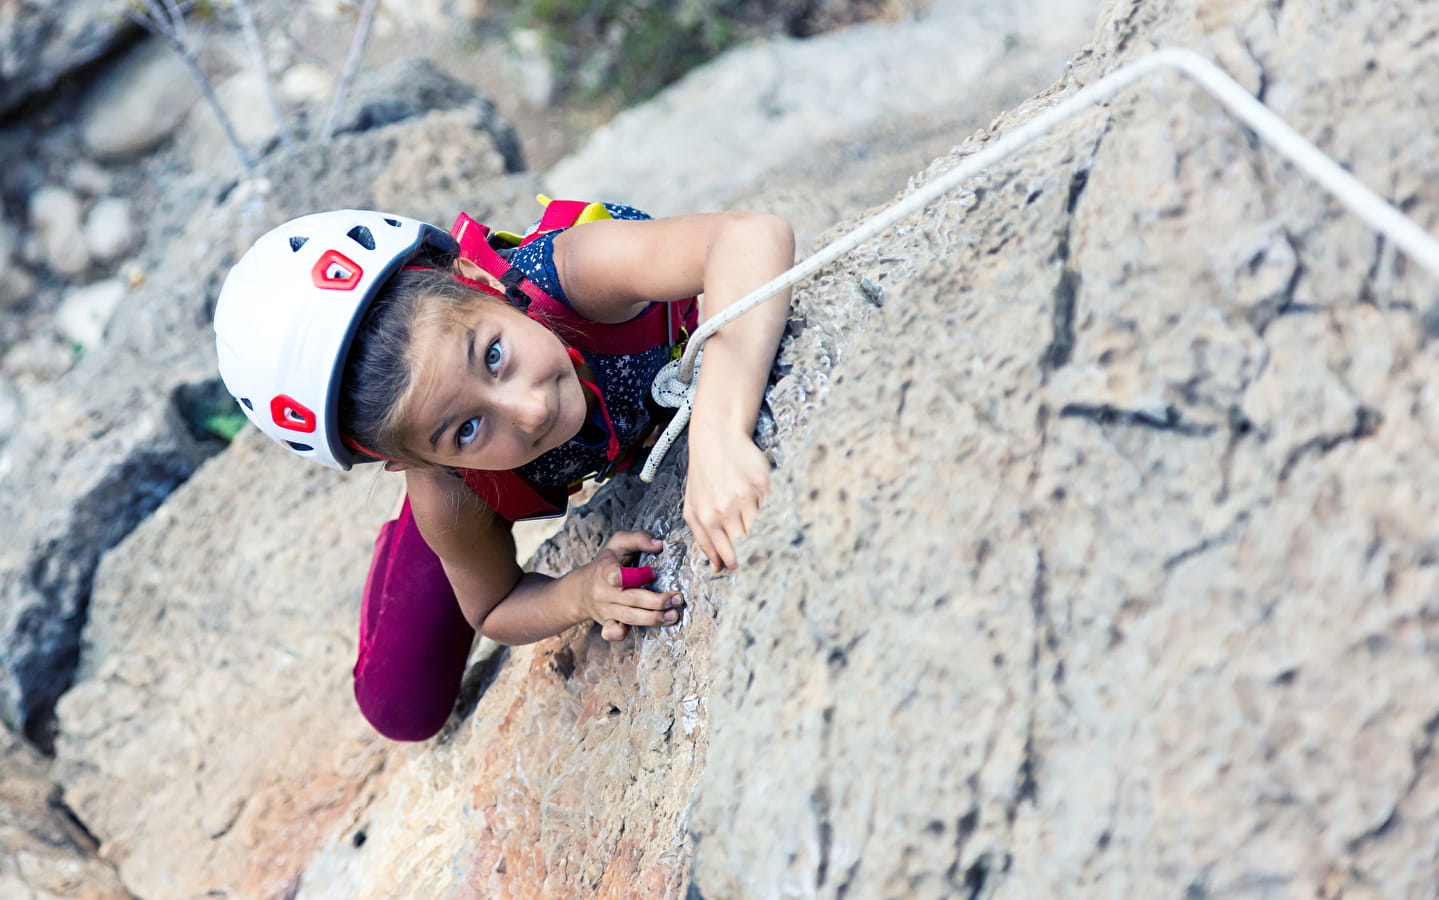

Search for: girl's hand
xmin=683 ymin=422 xmax=771 ymax=572
xmin=574 ymin=531 xmax=682 ymax=641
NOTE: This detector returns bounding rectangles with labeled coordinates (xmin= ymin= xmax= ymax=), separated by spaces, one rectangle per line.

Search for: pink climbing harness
xmin=446 ymin=201 xmax=697 ymax=522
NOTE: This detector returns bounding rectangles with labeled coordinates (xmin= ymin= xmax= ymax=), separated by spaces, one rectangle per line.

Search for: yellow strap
xmin=493 ymin=196 xmax=616 ymax=247
xmin=574 ymin=202 xmax=613 ymax=225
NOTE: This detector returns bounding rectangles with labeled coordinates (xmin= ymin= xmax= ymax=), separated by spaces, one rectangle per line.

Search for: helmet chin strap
xmin=341 ymin=433 xmax=399 ymax=467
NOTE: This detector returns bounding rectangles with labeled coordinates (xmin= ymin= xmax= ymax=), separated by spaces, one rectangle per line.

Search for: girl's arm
xmin=405 ymin=467 xmax=681 ymax=643
xmin=555 ymin=212 xmax=796 ymax=570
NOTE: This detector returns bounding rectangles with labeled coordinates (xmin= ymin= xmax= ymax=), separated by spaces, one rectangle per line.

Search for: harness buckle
xmin=499 ymin=268 xmax=531 ymax=311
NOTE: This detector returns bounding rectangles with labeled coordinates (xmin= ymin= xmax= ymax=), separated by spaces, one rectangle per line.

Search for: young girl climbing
xmin=213 ymin=200 xmax=794 ymax=741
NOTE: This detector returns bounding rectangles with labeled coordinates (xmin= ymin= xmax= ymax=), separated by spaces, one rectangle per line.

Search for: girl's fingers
xmin=607 ymin=602 xmax=682 ymax=628
xmin=709 ymin=527 xmax=738 ymax=572
xmin=605 ymin=530 xmax=665 ymax=555
xmin=611 ymin=589 xmax=680 ymax=612
xmin=601 ymin=620 xmax=629 ymax=641
xmin=696 ymin=518 xmax=736 ymax=567
xmin=684 ymin=514 xmax=711 ymax=568
xmin=741 ymin=488 xmax=763 ymax=537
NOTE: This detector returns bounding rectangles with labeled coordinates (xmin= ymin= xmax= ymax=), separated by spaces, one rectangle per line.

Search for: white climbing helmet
xmin=213 ymin=209 xmax=454 ymax=470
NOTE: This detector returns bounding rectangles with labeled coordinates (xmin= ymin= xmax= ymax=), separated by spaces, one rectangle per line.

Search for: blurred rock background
xmin=4 ymin=0 xmax=1436 ymax=896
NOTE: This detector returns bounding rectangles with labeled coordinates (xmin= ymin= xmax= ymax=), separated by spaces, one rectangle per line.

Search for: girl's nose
xmin=496 ymin=386 xmax=549 ymax=434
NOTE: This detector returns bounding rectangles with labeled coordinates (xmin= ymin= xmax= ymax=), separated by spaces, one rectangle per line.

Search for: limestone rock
xmin=28 ymin=186 xmax=90 ymax=277
xmin=2 ymin=335 xmax=76 ymax=387
xmin=82 ymin=198 xmax=136 ymax=264
xmin=327 ymin=57 xmax=525 ymax=174
xmin=177 ymin=71 xmax=281 ymax=175
xmin=369 ymin=109 xmax=514 ymax=229
xmin=0 ymin=374 xmax=17 ymax=445
xmin=279 ymin=63 xmax=332 ymax=106
xmin=688 ymin=1 xmax=1439 ymax=897
xmin=40 ymin=4 xmax=1105 ymax=897
xmin=0 ymin=103 xmax=532 ymax=748
xmin=0 ymin=262 xmax=34 ymax=308
xmin=0 ymin=0 xmax=133 ymax=116
xmin=546 ymin=0 xmax=1100 ymax=215
xmin=53 ymin=431 xmax=395 ymax=900
xmin=56 ymin=280 xmax=127 ymax=350
xmin=65 ymin=162 xmax=115 ymax=199
xmin=0 ymin=370 xmax=217 ymax=742
xmin=0 ymin=728 xmax=132 ymax=900
xmin=32 ymin=0 xmax=1439 ymax=896
xmin=0 ymin=218 xmax=35 ymax=308
xmin=505 ymin=28 xmax=555 ymax=106
xmin=79 ymin=39 xmax=200 ymax=160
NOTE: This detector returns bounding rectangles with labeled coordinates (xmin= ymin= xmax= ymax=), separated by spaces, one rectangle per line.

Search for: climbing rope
xmin=641 ymin=47 xmax=1439 ymax=483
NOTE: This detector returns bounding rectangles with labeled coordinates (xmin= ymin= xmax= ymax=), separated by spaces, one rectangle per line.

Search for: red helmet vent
xmin=311 ymin=249 xmax=363 ymax=290
xmin=271 ymin=395 xmax=317 ymax=433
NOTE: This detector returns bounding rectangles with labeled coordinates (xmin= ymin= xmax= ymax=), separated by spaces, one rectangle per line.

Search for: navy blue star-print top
xmin=482 ymin=203 xmax=678 ymax=493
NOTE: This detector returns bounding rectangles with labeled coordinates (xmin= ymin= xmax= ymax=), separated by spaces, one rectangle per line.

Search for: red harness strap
xmin=449 ymin=212 xmax=697 ymax=355
xmin=458 ymin=468 xmax=572 ymax=521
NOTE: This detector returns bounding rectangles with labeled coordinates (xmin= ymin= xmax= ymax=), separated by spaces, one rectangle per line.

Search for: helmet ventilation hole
xmin=285 ymin=441 xmax=314 ymax=452
xmin=289 ymin=236 xmax=309 ymax=252
xmin=240 ymin=397 xmax=254 ymax=410
xmin=383 ymin=217 xmax=401 ymax=227
xmin=348 ymin=226 xmax=376 ymax=250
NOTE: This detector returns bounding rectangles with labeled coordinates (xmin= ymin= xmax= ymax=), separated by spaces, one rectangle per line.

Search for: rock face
xmin=0 ymin=97 xmax=527 ymax=744
xmin=510 ymin=0 xmax=886 ymax=104
xmin=30 ymin=0 xmax=1439 ymax=896
xmin=53 ymin=431 xmax=394 ymax=900
xmin=547 ymin=0 xmax=1100 ymax=218
xmin=0 ymin=730 xmax=132 ymax=900
xmin=0 ymin=0 xmax=133 ymax=115
xmin=688 ymin=0 xmax=1439 ymax=896
xmin=40 ymin=1 xmax=1097 ymax=895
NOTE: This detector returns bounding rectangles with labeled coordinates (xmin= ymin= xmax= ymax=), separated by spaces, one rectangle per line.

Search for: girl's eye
xmin=485 ymin=339 xmax=502 ymax=375
xmin=456 ymin=417 xmax=481 ymax=449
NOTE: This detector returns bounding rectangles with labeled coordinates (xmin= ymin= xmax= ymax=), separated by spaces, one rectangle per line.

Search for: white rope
xmin=640 ymin=47 xmax=1439 ymax=483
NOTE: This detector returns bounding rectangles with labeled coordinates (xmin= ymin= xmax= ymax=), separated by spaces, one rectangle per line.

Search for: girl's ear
xmin=453 ymin=257 xmax=505 ymax=293
xmin=383 ymin=460 xmax=409 ymax=473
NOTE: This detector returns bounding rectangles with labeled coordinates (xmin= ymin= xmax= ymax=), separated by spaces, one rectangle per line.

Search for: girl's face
xmin=398 ymin=298 xmax=588 ymax=471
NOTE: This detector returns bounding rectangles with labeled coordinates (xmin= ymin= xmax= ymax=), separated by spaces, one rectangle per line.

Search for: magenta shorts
xmin=353 ymin=498 xmax=474 ymax=741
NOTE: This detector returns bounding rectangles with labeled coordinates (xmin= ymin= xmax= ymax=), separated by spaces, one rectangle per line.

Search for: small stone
xmin=56 ymin=279 xmax=127 ymax=350
xmin=0 ymin=261 xmax=36 ymax=309
xmin=2 ymin=334 xmax=77 ymax=384
xmin=66 ymin=160 xmax=114 ymax=197
xmin=179 ymin=71 xmax=280 ymax=172
xmin=456 ymin=0 xmax=488 ymax=19
xmin=507 ymin=29 xmax=555 ymax=106
xmin=79 ymin=39 xmax=199 ymax=159
xmin=83 ymin=197 xmax=136 ymax=263
xmin=0 ymin=374 xmax=18 ymax=442
xmin=0 ymin=220 xmax=35 ymax=308
xmin=279 ymin=63 xmax=332 ymax=105
xmin=28 ymin=185 xmax=90 ymax=276
xmin=121 ymin=262 xmax=146 ymax=291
